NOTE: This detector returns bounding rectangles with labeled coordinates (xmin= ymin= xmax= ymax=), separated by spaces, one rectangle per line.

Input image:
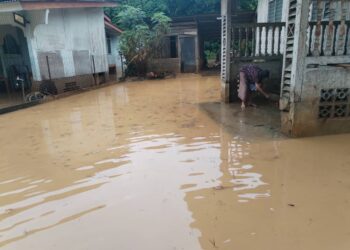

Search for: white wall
xmin=107 ymin=34 xmax=123 ymax=79
xmin=257 ymin=0 xmax=289 ymax=23
xmin=257 ymin=0 xmax=269 ymax=23
xmin=25 ymin=8 xmax=108 ymax=81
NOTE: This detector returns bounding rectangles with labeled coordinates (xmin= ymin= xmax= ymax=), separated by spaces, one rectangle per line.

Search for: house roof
xmin=0 ymin=0 xmax=118 ymax=11
xmin=104 ymin=14 xmax=122 ymax=34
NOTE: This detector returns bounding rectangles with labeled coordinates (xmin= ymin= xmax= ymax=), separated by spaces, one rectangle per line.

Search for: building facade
xmin=0 ymin=0 xmax=117 ymax=98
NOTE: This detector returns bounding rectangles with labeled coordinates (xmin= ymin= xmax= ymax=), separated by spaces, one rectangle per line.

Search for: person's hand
xmin=265 ymin=94 xmax=270 ymax=99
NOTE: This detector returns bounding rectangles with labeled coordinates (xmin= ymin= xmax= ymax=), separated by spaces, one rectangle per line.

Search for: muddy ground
xmin=0 ymin=74 xmax=349 ymax=249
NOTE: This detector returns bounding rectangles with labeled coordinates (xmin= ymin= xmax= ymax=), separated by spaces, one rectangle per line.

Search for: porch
xmin=0 ymin=22 xmax=33 ymax=109
xmin=221 ymin=0 xmax=350 ymax=137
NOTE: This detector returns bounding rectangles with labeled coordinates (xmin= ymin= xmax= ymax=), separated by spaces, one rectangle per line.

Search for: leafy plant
xmin=116 ymin=6 xmax=171 ymax=76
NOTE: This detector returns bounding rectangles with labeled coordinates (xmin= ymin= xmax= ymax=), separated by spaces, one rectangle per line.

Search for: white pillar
xmin=221 ymin=0 xmax=232 ymax=103
xmin=280 ymin=0 xmax=311 ymax=135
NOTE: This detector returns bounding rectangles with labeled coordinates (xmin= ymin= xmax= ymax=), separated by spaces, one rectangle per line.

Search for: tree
xmin=116 ymin=6 xmax=171 ymax=76
xmin=105 ymin=0 xmax=258 ymax=20
xmin=165 ymin=0 xmax=220 ymax=16
xmin=239 ymin=0 xmax=258 ymax=11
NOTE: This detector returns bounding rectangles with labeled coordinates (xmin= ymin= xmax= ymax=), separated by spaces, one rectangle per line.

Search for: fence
xmin=307 ymin=20 xmax=350 ymax=57
xmin=231 ymin=22 xmax=285 ymax=59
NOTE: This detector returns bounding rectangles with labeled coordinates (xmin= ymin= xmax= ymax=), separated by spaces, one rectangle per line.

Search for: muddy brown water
xmin=0 ymin=75 xmax=349 ymax=250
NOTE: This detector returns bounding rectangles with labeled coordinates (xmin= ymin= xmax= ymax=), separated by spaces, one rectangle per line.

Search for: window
xmin=323 ymin=1 xmax=330 ymax=19
xmin=170 ymin=36 xmax=178 ymax=58
xmin=268 ymin=0 xmax=283 ymax=22
xmin=310 ymin=0 xmax=332 ymax=21
xmin=157 ymin=36 xmax=178 ymax=59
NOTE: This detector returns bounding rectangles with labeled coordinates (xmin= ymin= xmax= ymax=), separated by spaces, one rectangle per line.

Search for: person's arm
xmin=255 ymin=83 xmax=270 ymax=99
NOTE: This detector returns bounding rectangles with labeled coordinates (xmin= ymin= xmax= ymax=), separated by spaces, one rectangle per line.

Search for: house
xmin=221 ymin=0 xmax=350 ymax=137
xmin=148 ymin=16 xmax=201 ymax=74
xmin=0 ymin=0 xmax=117 ymax=102
xmin=149 ymin=12 xmax=255 ymax=74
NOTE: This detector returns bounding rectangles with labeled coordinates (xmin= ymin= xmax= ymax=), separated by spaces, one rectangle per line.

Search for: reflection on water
xmin=0 ymin=75 xmax=350 ymax=250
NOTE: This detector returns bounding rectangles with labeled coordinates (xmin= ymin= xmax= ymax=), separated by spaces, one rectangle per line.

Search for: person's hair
xmin=259 ymin=70 xmax=270 ymax=80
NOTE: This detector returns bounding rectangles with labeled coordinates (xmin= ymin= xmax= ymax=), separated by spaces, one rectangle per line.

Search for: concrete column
xmin=177 ymin=36 xmax=182 ymax=72
xmin=195 ymin=35 xmax=200 ymax=73
xmin=220 ymin=0 xmax=232 ymax=103
xmin=280 ymin=0 xmax=311 ymax=136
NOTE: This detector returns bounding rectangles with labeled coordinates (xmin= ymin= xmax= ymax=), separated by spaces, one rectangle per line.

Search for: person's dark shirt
xmin=240 ymin=64 xmax=263 ymax=85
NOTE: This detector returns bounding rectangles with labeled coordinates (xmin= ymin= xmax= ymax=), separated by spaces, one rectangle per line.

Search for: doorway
xmin=180 ymin=37 xmax=196 ymax=73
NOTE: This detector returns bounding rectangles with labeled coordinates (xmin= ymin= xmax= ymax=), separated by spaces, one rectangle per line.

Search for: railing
xmin=231 ymin=22 xmax=285 ymax=58
xmin=308 ymin=20 xmax=350 ymax=57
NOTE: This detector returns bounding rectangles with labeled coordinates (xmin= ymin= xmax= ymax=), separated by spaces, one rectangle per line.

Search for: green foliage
xmin=105 ymin=0 xmax=258 ymax=21
xmin=106 ymin=0 xmax=168 ymax=18
xmin=116 ymin=5 xmax=145 ymax=30
xmin=240 ymin=0 xmax=258 ymax=11
xmin=165 ymin=0 xmax=220 ymax=16
xmin=116 ymin=6 xmax=171 ymax=76
xmin=204 ymin=40 xmax=220 ymax=60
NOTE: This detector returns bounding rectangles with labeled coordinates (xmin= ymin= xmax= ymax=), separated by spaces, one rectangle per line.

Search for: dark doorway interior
xmin=180 ymin=36 xmax=196 ymax=73
xmin=170 ymin=36 xmax=178 ymax=58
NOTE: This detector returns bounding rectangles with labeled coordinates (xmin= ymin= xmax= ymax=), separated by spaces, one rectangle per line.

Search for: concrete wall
xmin=282 ymin=66 xmax=350 ymax=137
xmin=0 ymin=7 xmax=110 ymax=94
xmin=32 ymin=8 xmax=108 ymax=80
xmin=257 ymin=0 xmax=269 ymax=23
xmin=25 ymin=8 xmax=108 ymax=83
xmin=148 ymin=58 xmax=181 ymax=73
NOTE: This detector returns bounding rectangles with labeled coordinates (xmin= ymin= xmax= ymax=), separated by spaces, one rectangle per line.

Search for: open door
xmin=180 ymin=37 xmax=196 ymax=73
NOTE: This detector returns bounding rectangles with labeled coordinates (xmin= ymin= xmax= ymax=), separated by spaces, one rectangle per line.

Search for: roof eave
xmin=18 ymin=1 xmax=117 ymax=11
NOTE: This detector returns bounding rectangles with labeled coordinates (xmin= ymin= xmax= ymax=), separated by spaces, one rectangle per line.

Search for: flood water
xmin=0 ymin=75 xmax=349 ymax=250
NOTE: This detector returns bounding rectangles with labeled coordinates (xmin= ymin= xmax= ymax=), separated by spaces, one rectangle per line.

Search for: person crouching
xmin=238 ymin=64 xmax=270 ymax=109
